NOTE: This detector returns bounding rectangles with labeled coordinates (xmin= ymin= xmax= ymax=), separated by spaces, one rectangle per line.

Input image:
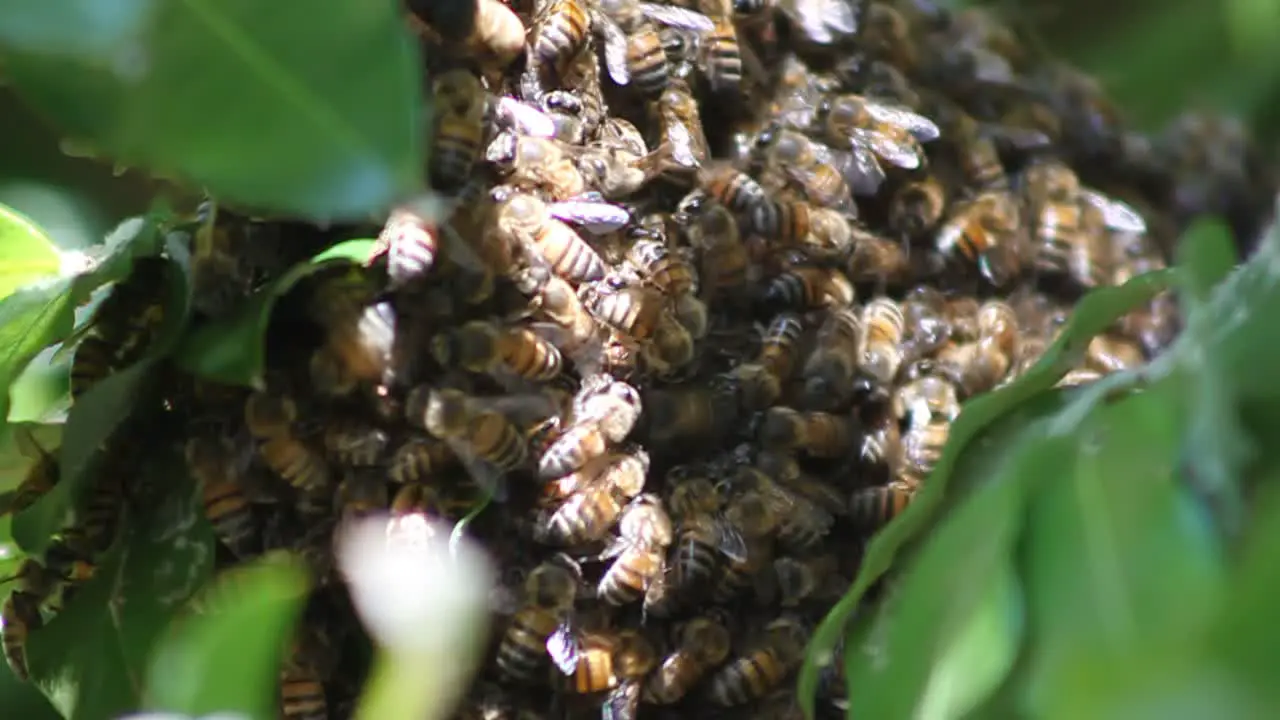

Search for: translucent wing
xmin=666 ymin=122 xmax=700 ymax=169
xmin=778 ymin=0 xmax=859 ymax=45
xmin=1079 ymin=188 xmax=1148 ymax=233
xmin=493 ymin=96 xmax=557 ymax=138
xmin=841 ymin=142 xmax=887 ymax=196
xmin=548 ymin=200 xmax=632 ymax=234
xmin=546 ymin=623 xmax=581 ymax=675
xmin=714 ymin=520 xmax=749 ymax=564
xmin=640 ymin=3 xmax=716 ymax=32
xmin=852 ymin=126 xmax=923 ymax=170
xmin=597 ymin=16 xmax=632 ymax=86
xmin=863 ymin=100 xmax=942 ymax=142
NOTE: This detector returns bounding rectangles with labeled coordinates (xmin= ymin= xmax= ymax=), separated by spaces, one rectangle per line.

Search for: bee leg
xmin=519 ymin=50 xmax=545 ymax=104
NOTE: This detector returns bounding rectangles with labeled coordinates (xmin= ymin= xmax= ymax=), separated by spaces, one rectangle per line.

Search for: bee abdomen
xmin=708 ymin=650 xmax=785 ymax=706
xmin=280 ymin=673 xmax=328 ymax=720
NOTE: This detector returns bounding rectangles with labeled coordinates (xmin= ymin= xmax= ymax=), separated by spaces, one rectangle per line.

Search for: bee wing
xmin=862 ymin=101 xmax=942 ymax=142
xmin=548 ymin=200 xmax=631 ymax=234
xmin=546 ymin=623 xmax=580 ymax=675
xmin=837 ymin=143 xmax=887 ymax=197
xmin=714 ymin=519 xmax=750 ymax=564
xmin=851 ymin=127 xmax=922 ymax=171
xmin=475 ymin=394 xmax=563 ymax=427
xmin=493 ymin=96 xmax=557 ymax=138
xmin=597 ymin=16 xmax=632 ymax=86
xmin=639 ymin=3 xmax=716 ymax=32
xmin=603 ymin=680 xmax=642 ymax=720
xmin=438 ymin=222 xmax=489 ymax=272
xmin=980 ymin=122 xmax=1052 ymax=152
xmin=1078 ymin=189 xmax=1147 ymax=233
xmin=437 ymin=434 xmax=511 ymax=503
xmin=777 ymin=0 xmax=859 ymax=44
xmin=598 ymin=535 xmax=631 ymax=561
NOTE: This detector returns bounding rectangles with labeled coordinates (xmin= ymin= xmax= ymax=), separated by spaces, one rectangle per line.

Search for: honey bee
xmin=758 ymin=406 xmax=855 ymax=459
xmin=545 ymin=449 xmax=647 ymax=540
xmin=894 ymin=375 xmax=960 ymax=479
xmin=731 ymin=464 xmax=833 ymax=553
xmin=937 ymin=299 xmax=1019 ymax=396
xmin=335 ymin=469 xmax=389 ymax=524
xmin=818 ymin=94 xmax=941 ymax=180
xmin=514 ymin=266 xmax=601 ymax=365
xmin=538 ymin=377 xmax=641 ymax=479
xmin=244 ymin=391 xmax=332 ymax=494
xmin=1021 ymin=158 xmax=1147 ymax=288
xmin=597 ymin=0 xmax=714 ymax=100
xmin=70 ymin=257 xmax=171 ymax=399
xmin=801 ymin=306 xmax=862 ymax=410
xmin=699 ymin=161 xmax=771 ymax=220
xmin=772 ymin=554 xmax=840 ymax=607
xmin=374 ymin=203 xmax=447 ymax=290
xmin=574 ymin=122 xmax=659 ymax=200
xmin=758 ymin=128 xmax=858 ymax=212
xmin=1085 ymin=333 xmax=1145 ymax=374
xmin=598 ymin=494 xmax=674 ymax=605
xmin=494 ymin=191 xmax=608 ymax=283
xmin=686 ymin=203 xmax=752 ymax=300
xmin=693 ymin=0 xmax=748 ymax=94
xmin=849 ymin=479 xmax=917 ymax=534
xmin=307 ymin=275 xmax=397 ymax=387
xmin=386 ymin=483 xmax=454 ymax=548
xmin=523 ymin=0 xmax=595 ymax=100
xmin=581 ymin=276 xmax=667 ymax=344
xmin=845 ymin=231 xmax=912 ymax=289
xmin=2 ymin=590 xmax=42 ymax=681
xmin=710 ymin=490 xmax=780 ymax=602
xmin=185 ymin=436 xmax=257 ymax=558
xmin=859 ymin=1 xmax=919 ymax=72
xmin=889 ymin=173 xmax=948 ymax=239
xmin=644 ymin=614 xmax=732 ymax=704
xmin=763 ymin=265 xmax=855 ymax=310
xmin=407 ymin=0 xmax=525 ymax=69
xmin=0 ymin=431 xmax=58 ymax=517
xmin=936 ymin=189 xmax=1026 ymax=286
xmin=430 ymin=69 xmax=488 ymax=190
xmin=645 ymin=312 xmax=698 ymax=375
xmin=652 ymin=77 xmax=710 ymax=174
xmin=860 ymin=408 xmax=903 ymax=478
xmin=644 ymin=383 xmax=738 ymax=446
xmin=410 ymin=386 xmax=536 ymax=492
xmin=322 ymin=420 xmax=390 ymax=467
xmin=279 ymin=649 xmax=328 ymax=720
xmin=433 ymin=319 xmax=564 ymax=383
xmin=496 ymin=560 xmax=580 ymax=682
xmin=708 ymin=616 xmax=808 ymax=706
xmin=486 ymin=131 xmax=587 ymax=200
xmin=626 ymin=237 xmax=698 ymax=297
xmin=859 ymin=296 xmax=906 ymax=391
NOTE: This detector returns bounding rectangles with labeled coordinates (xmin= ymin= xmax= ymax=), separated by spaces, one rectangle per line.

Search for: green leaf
xmin=916 ymin=567 xmax=1024 ymax=720
xmin=173 ymin=238 xmax=378 ymax=388
xmin=0 ymin=213 xmax=166 ymax=424
xmin=1209 ymin=487 xmax=1280 ymax=697
xmin=24 ymin=444 xmax=214 ymax=720
xmin=0 ymin=1 xmax=422 ymax=219
xmin=0 ymin=423 xmax=61 ymax=494
xmin=113 ymin=445 xmax=216 ymax=679
xmin=0 ymin=203 xmax=61 ymax=300
xmin=1176 ymin=216 xmax=1238 ymax=307
xmin=1022 ymin=382 xmax=1227 ymax=714
xmin=145 ymin=554 xmax=310 ymax=719
xmin=13 ymin=242 xmax=192 ymax=556
xmin=7 ymin=346 xmax=71 ymax=424
xmin=0 ymin=654 xmax=61 ymax=720
xmin=798 ymin=269 xmax=1175 ymax=718
xmin=843 ymin=433 xmax=1067 ymax=720
xmin=26 ymin=547 xmax=137 ymax=719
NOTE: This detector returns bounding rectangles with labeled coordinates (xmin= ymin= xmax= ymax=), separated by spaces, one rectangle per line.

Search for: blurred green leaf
xmin=0 ymin=203 xmax=61 ymax=300
xmin=113 ymin=445 xmax=216 ymax=678
xmin=1177 ymin=216 xmax=1239 ymax=305
xmin=7 ymin=346 xmax=71 ymax=424
xmin=0 ymin=423 xmax=61 ymax=494
xmin=13 ymin=240 xmax=191 ymax=556
xmin=1209 ymin=488 xmax=1280 ymax=698
xmin=917 ymin=566 xmax=1024 ymax=720
xmin=0 ymin=1 xmax=422 ymax=219
xmin=0 ymin=649 xmax=62 ymax=720
xmin=173 ymin=238 xmax=377 ymax=388
xmin=843 ymin=434 xmax=1069 ymax=719
xmin=1023 ymin=382 xmax=1226 ymax=714
xmin=0 ymin=213 xmax=166 ymax=424
xmin=145 ymin=554 xmax=309 ymax=720
xmin=799 ymin=269 xmax=1175 ymax=718
xmin=25 ymin=546 xmax=136 ymax=719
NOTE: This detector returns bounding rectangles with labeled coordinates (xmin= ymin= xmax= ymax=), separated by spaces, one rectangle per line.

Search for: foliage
xmin=172 ymin=238 xmax=378 ymax=388
xmin=0 ymin=1 xmax=423 ymax=220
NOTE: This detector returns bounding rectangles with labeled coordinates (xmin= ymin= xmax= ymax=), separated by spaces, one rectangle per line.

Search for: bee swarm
xmin=9 ymin=1 xmax=1277 ymax=719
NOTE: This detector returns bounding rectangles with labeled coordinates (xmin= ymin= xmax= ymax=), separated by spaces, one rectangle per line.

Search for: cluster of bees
xmin=3 ymin=0 xmax=1276 ymax=718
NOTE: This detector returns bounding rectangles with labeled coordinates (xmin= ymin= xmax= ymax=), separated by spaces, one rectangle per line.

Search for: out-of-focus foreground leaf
xmin=173 ymin=238 xmax=377 ymax=388
xmin=146 ymin=554 xmax=309 ymax=720
xmin=24 ymin=441 xmax=214 ymax=719
xmin=0 ymin=650 xmax=62 ymax=720
xmin=0 ymin=1 xmax=422 ymax=220
xmin=0 ymin=203 xmax=61 ymax=301
xmin=0 ymin=214 xmax=166 ymax=424
xmin=798 ymin=269 xmax=1176 ymax=718
xmin=12 ymin=238 xmax=192 ymax=556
